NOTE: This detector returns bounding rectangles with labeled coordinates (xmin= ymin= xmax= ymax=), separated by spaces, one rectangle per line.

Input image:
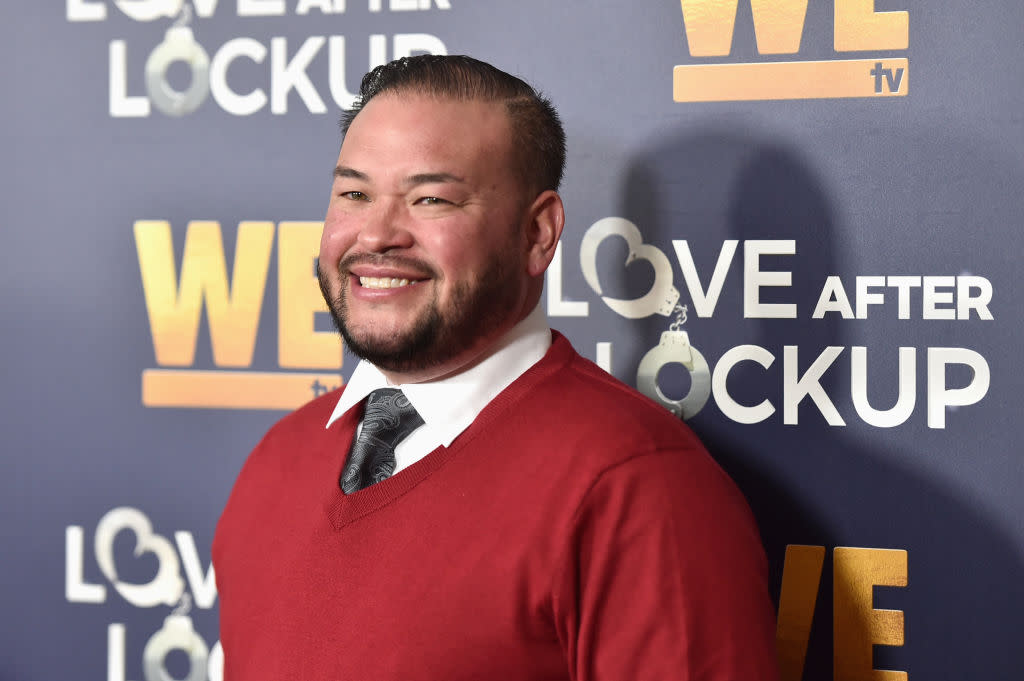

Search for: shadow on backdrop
xmin=609 ymin=128 xmax=1021 ymax=679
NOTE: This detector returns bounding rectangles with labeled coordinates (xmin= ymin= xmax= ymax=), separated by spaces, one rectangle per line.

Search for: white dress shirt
xmin=326 ymin=304 xmax=552 ymax=473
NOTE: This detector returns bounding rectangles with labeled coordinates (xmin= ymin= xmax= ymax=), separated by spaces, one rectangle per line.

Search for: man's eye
xmin=340 ymin=191 xmax=368 ymax=201
xmin=417 ymin=196 xmax=448 ymax=206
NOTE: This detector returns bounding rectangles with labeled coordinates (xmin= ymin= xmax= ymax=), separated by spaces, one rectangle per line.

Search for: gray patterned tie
xmin=340 ymin=388 xmax=424 ymax=494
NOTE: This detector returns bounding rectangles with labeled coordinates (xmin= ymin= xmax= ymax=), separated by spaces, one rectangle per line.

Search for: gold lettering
xmin=776 ymin=545 xmax=826 ymax=681
xmin=680 ymin=0 xmax=808 ymax=56
xmin=834 ymin=0 xmax=909 ymax=52
xmin=833 ymin=547 xmax=908 ymax=681
xmin=679 ymin=0 xmax=740 ymax=56
xmin=277 ymin=222 xmax=342 ymax=369
xmin=750 ymin=0 xmax=809 ymax=54
xmin=135 ymin=220 xmax=274 ymax=367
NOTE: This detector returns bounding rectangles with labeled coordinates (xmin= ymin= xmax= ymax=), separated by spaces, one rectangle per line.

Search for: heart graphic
xmin=580 ymin=217 xmax=680 ymax=319
xmin=94 ymin=507 xmax=185 ymax=608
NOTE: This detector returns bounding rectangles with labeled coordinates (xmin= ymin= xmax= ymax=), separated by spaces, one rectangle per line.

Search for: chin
xmin=351 ymin=329 xmax=412 ymax=355
xmin=339 ymin=312 xmax=446 ymax=372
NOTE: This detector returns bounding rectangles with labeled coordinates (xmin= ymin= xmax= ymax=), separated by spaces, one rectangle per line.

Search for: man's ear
xmin=524 ymin=190 xmax=565 ymax=277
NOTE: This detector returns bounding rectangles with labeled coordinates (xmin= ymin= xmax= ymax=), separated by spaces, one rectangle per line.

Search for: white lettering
xmin=271 ymin=37 xmax=327 ymax=114
xmin=67 ymin=0 xmax=106 ymax=21
xmin=209 ymin=642 xmax=224 ymax=681
xmin=810 ymin=275 xmax=987 ymax=320
xmin=328 ymin=35 xmax=380 ymax=110
xmin=113 ymin=0 xmax=181 ymax=21
xmin=744 ymin=240 xmax=796 ymax=318
xmin=109 ymin=41 xmax=150 ymax=117
xmin=94 ymin=507 xmax=185 ymax=608
xmin=369 ymin=33 xmax=388 ymax=66
xmin=175 ymin=531 xmax=218 ymax=609
xmin=108 ymin=623 xmax=130 ymax=681
xmin=238 ymin=0 xmax=286 ymax=15
xmin=546 ymin=242 xmax=589 ymax=317
xmin=887 ymin=275 xmax=920 ymax=319
xmin=210 ymin=38 xmax=268 ymax=116
xmin=850 ymin=346 xmax=916 ymax=427
xmin=671 ymin=239 xmax=737 ymax=318
xmin=783 ymin=346 xmax=845 ymax=425
xmin=579 ymin=217 xmax=680 ymax=319
xmin=855 ymin=275 xmax=886 ymax=319
xmin=927 ymin=348 xmax=990 ymax=428
xmin=957 ymin=275 xmax=993 ymax=320
xmin=595 ymin=342 xmax=612 ymax=373
xmin=712 ymin=345 xmax=775 ymax=424
xmin=65 ymin=526 xmax=107 ymax=603
xmin=192 ymin=0 xmax=222 ymax=17
xmin=812 ymin=275 xmax=854 ymax=319
xmin=922 ymin=276 xmax=956 ymax=320
xmin=296 ymin=0 xmax=340 ymax=13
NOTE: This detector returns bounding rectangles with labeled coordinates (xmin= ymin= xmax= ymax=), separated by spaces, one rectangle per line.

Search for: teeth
xmin=359 ymin=276 xmax=412 ymax=289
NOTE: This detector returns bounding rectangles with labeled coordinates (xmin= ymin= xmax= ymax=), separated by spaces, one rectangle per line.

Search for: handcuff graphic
xmin=636 ymin=304 xmax=712 ymax=420
xmin=145 ymin=2 xmax=210 ymax=116
xmin=143 ymin=594 xmax=211 ymax=681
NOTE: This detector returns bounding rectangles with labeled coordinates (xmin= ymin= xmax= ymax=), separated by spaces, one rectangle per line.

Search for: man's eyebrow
xmin=404 ymin=172 xmax=466 ymax=187
xmin=333 ymin=165 xmax=368 ymax=181
xmin=332 ymin=167 xmax=467 ymax=187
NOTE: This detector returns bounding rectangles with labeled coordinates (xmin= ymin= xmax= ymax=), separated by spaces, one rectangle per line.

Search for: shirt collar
xmin=326 ymin=303 xmax=551 ymax=446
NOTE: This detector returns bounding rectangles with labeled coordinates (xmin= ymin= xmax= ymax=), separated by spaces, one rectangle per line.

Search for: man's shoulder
xmin=477 ymin=333 xmax=733 ymax=509
xmin=510 ymin=332 xmax=706 ymax=455
xmin=251 ymin=387 xmax=348 ymax=455
xmin=228 ymin=387 xmax=349 ymax=488
xmin=538 ymin=332 xmax=679 ymax=413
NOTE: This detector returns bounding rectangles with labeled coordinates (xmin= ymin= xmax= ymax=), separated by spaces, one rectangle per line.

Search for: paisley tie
xmin=340 ymin=388 xmax=424 ymax=494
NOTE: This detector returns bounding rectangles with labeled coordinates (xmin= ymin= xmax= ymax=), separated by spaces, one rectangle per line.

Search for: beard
xmin=319 ymin=250 xmax=521 ymax=376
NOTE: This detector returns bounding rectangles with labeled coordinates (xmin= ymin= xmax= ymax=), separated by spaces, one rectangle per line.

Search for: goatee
xmin=319 ymin=251 xmax=519 ymax=375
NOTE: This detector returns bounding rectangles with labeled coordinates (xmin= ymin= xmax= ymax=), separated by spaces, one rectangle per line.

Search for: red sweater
xmin=213 ymin=333 xmax=779 ymax=680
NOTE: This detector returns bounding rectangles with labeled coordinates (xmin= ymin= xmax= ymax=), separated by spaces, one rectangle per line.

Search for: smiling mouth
xmin=359 ymin=276 xmax=414 ymax=289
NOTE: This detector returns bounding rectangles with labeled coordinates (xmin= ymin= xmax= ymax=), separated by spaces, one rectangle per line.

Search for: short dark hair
xmin=340 ymin=55 xmax=566 ymax=196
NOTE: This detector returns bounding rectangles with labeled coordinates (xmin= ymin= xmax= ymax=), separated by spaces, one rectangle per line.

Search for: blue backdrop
xmin=3 ymin=2 xmax=1021 ymax=679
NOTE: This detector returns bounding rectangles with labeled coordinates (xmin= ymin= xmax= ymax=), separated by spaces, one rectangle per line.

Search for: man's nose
xmin=357 ymin=200 xmax=414 ymax=252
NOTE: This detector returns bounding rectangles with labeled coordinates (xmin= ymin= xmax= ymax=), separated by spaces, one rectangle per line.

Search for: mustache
xmin=337 ymin=253 xmax=439 ymax=279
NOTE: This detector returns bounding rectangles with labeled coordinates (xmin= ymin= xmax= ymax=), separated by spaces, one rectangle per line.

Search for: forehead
xmin=340 ymin=94 xmax=515 ymax=173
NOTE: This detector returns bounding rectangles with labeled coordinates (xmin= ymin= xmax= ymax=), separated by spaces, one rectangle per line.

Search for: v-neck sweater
xmin=213 ymin=332 xmax=779 ymax=681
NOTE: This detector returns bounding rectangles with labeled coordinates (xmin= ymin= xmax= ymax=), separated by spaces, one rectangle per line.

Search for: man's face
xmin=319 ymin=93 xmax=532 ymax=381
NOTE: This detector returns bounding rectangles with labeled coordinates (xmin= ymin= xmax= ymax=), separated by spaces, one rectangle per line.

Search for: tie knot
xmin=340 ymin=388 xmax=424 ymax=494
xmin=362 ymin=388 xmax=421 ymax=436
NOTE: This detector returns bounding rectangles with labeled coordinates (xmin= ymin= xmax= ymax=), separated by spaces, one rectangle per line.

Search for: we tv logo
xmin=135 ymin=220 xmax=343 ymax=410
xmin=673 ymin=0 xmax=908 ymax=102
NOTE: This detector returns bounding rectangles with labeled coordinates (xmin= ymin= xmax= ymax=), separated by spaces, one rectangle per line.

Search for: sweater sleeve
xmin=550 ymin=448 xmax=780 ymax=681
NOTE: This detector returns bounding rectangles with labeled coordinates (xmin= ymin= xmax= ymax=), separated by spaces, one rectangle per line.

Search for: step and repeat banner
xmin=3 ymin=1 xmax=1021 ymax=679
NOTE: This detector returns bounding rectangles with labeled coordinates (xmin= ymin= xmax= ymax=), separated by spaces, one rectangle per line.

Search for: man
xmin=214 ymin=55 xmax=779 ymax=680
